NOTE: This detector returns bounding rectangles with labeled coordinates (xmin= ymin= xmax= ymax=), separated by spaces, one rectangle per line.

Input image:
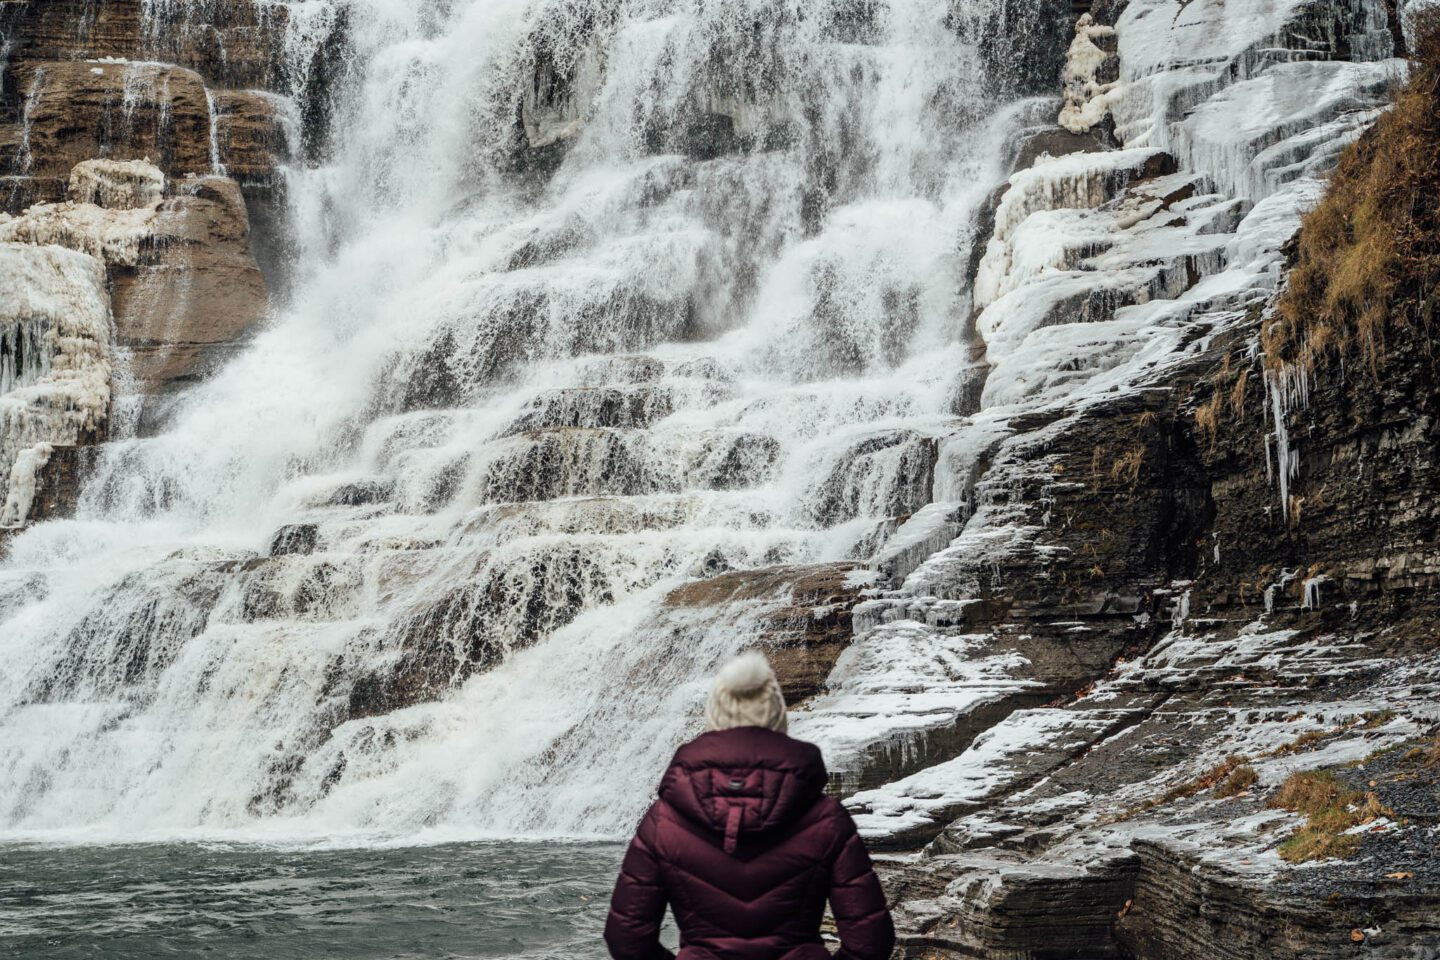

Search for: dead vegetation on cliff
xmin=1265 ymin=14 xmax=1440 ymax=372
xmin=1268 ymin=769 xmax=1393 ymax=863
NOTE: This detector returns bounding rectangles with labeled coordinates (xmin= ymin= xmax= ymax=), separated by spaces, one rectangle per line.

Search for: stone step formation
xmin=1 ymin=0 xmax=1438 ymax=955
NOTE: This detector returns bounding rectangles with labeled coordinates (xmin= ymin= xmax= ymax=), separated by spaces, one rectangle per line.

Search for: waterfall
xmin=0 ymin=0 xmax=1061 ymax=841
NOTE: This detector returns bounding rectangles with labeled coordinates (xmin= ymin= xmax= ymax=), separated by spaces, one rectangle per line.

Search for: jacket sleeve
xmin=828 ymin=804 xmax=896 ymax=960
xmin=604 ymin=807 xmax=675 ymax=960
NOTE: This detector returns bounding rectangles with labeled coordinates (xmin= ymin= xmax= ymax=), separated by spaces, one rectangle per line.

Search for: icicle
xmin=1172 ymin=589 xmax=1191 ymax=626
xmin=0 ymin=317 xmax=51 ymax=394
xmin=1 ymin=442 xmax=53 ymax=526
xmin=1301 ymin=575 xmax=1328 ymax=610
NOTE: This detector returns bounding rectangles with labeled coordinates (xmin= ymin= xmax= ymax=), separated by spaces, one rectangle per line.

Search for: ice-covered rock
xmin=67 ymin=159 xmax=166 ymax=210
xmin=0 ymin=243 xmax=112 ymax=526
xmin=0 ymin=186 xmax=161 ymax=266
xmin=805 ymin=0 xmax=1412 ymax=888
xmin=1058 ymin=14 xmax=1119 ymax=134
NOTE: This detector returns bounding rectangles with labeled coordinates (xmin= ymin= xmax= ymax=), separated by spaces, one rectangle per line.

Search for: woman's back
xmin=605 ymin=656 xmax=895 ymax=960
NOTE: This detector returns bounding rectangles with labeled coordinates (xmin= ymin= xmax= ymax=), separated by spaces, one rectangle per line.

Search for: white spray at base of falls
xmin=0 ymin=0 xmax=1061 ymax=840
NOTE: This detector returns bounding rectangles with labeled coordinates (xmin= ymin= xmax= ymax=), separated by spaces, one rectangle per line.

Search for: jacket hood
xmin=658 ymin=727 xmax=828 ymax=854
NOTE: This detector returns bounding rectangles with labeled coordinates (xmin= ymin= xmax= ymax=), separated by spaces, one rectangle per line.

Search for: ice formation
xmin=801 ymin=0 xmax=1409 ymax=822
xmin=1058 ymin=14 xmax=1118 ymax=134
xmin=0 ymin=204 xmax=160 ymax=268
xmin=67 ymin=159 xmax=166 ymax=210
xmin=0 ymin=244 xmax=112 ymax=527
xmin=0 ymin=161 xmax=169 ymax=526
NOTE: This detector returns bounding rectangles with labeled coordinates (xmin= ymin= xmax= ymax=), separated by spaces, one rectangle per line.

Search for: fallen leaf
xmin=1351 ymin=929 xmax=1366 ymax=943
xmin=1386 ymin=872 xmax=1413 ymax=880
xmin=1118 ymin=899 xmax=1133 ymax=920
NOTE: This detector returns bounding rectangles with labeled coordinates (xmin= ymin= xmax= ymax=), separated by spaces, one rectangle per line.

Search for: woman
xmin=605 ymin=652 xmax=896 ymax=960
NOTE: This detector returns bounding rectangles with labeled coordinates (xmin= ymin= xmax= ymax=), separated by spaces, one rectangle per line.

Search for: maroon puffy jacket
xmin=605 ymin=727 xmax=895 ymax=960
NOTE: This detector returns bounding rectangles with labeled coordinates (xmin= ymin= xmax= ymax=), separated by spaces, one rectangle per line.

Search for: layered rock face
xmin=787 ymin=0 xmax=1440 ymax=955
xmin=0 ymin=0 xmax=283 ymax=529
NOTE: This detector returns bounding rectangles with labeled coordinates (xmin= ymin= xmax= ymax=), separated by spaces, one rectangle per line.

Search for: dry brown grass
xmin=1216 ymin=763 xmax=1259 ymax=798
xmin=1156 ymin=755 xmax=1252 ymax=805
xmin=1266 ymin=15 xmax=1440 ymax=373
xmin=1194 ymin=391 xmax=1223 ymax=450
xmin=1399 ymin=733 xmax=1440 ymax=766
xmin=1268 ymin=770 xmax=1392 ymax=863
xmin=1228 ymin=367 xmax=1250 ymax=417
xmin=1272 ymin=729 xmax=1331 ymax=755
xmin=1362 ymin=709 xmax=1397 ymax=729
xmin=1110 ymin=447 xmax=1144 ymax=487
xmin=1103 ymin=755 xmax=1257 ymax=823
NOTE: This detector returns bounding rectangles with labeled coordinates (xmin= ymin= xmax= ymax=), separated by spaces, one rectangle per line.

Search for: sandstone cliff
xmin=0 ymin=0 xmax=283 ymax=530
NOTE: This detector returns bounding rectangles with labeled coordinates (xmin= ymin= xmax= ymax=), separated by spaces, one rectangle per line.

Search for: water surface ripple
xmin=0 ymin=841 xmax=623 ymax=959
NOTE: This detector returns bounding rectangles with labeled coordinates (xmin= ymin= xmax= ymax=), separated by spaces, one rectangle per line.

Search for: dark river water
xmin=0 ymin=841 xmax=630 ymax=959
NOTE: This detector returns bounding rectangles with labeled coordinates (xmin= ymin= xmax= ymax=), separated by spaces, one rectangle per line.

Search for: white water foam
xmin=0 ymin=0 xmax=1053 ymax=841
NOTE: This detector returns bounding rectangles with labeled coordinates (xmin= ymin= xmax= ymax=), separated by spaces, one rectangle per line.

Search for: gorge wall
xmin=819 ymin=2 xmax=1440 ymax=957
xmin=1 ymin=0 xmax=1438 ymax=957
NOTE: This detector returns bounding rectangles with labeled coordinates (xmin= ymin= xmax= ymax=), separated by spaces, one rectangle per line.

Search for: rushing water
xmin=0 ymin=841 xmax=623 ymax=958
xmin=0 ymin=0 xmax=1062 ymax=840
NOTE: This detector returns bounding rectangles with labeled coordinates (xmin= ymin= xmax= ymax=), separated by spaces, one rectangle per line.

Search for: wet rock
xmin=211 ymin=89 xmax=289 ymax=187
xmin=477 ymin=429 xmax=678 ymax=504
xmin=666 ymin=562 xmax=874 ymax=705
xmin=803 ymin=430 xmax=939 ymax=527
xmin=2 ymin=60 xmax=212 ymax=209
xmin=349 ymin=544 xmax=616 ymax=717
xmin=238 ymin=555 xmax=362 ymax=622
xmin=26 ymin=564 xmax=225 ymax=700
xmin=503 ymin=386 xmax=676 ymax=434
xmin=111 ymin=175 xmax=269 ymax=396
xmin=269 ymin=523 xmax=320 ymax=557
xmin=0 ymin=0 xmax=289 ymax=90
xmin=314 ymin=478 xmax=395 ymax=508
xmin=19 ymin=445 xmax=95 ymax=523
xmin=392 ymin=289 xmax=694 ymax=408
xmin=688 ymin=431 xmax=781 ymax=490
xmin=1010 ymin=125 xmax=1113 ymax=172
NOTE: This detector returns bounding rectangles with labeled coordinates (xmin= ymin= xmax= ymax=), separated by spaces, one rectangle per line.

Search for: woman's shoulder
xmin=803 ymin=792 xmax=860 ymax=833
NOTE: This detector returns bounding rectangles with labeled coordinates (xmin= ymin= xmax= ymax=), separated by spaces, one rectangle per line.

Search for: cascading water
xmin=0 ymin=0 xmax=1062 ymax=841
